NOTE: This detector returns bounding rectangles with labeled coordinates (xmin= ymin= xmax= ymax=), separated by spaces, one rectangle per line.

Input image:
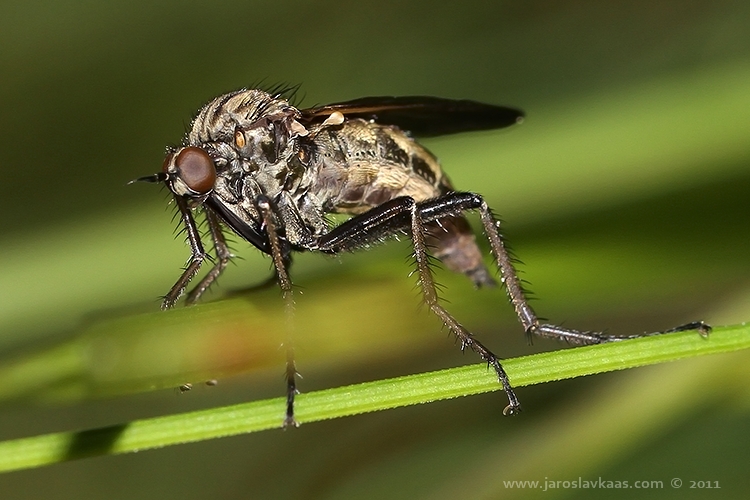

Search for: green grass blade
xmin=0 ymin=323 xmax=747 ymax=473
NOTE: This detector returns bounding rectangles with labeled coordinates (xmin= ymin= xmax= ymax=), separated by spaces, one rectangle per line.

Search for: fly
xmin=133 ymin=87 xmax=710 ymax=427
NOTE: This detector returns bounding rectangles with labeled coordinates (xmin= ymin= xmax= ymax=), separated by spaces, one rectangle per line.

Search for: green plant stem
xmin=0 ymin=323 xmax=747 ymax=473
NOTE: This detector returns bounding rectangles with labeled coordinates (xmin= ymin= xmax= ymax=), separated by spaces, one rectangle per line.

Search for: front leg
xmin=185 ymin=209 xmax=234 ymax=305
xmin=162 ymin=195 xmax=209 ymax=309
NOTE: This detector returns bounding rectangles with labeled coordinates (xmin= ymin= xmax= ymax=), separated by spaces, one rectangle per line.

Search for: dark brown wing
xmin=299 ymin=96 xmax=524 ymax=137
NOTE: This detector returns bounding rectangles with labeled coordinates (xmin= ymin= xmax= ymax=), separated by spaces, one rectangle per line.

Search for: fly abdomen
xmin=309 ymin=119 xmax=495 ymax=286
xmin=425 ymin=215 xmax=496 ymax=288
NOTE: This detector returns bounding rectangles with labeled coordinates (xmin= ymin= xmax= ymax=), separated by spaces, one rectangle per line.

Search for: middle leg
xmin=255 ymin=195 xmax=299 ymax=428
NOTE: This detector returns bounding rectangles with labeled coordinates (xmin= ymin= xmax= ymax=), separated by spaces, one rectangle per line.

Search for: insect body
xmin=135 ymin=88 xmax=709 ymax=426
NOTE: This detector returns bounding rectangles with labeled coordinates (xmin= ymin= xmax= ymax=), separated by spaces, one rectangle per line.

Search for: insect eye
xmin=174 ymin=147 xmax=216 ymax=195
xmin=161 ymin=152 xmax=174 ymax=173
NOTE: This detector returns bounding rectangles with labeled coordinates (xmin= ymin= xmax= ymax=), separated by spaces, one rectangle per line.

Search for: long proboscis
xmin=128 ymin=172 xmax=168 ymax=185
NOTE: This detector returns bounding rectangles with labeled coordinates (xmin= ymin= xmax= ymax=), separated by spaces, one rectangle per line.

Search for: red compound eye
xmin=161 ymin=152 xmax=173 ymax=173
xmin=174 ymin=147 xmax=216 ymax=194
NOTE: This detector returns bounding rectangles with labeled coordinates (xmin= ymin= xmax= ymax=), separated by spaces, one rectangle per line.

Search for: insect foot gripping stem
xmin=408 ymin=197 xmax=523 ymax=415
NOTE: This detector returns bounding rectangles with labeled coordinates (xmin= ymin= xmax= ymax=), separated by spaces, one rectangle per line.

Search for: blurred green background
xmin=1 ymin=0 xmax=749 ymax=498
